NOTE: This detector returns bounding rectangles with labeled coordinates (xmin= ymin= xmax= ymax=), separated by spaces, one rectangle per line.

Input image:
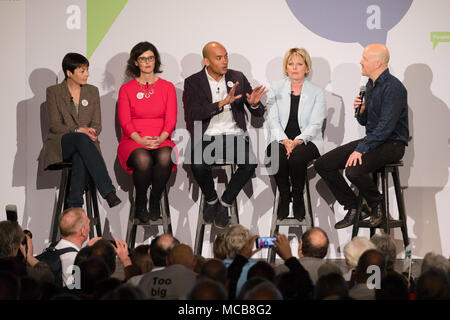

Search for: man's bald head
xmin=300 ymin=227 xmax=329 ymax=258
xmin=59 ymin=208 xmax=89 ymax=237
xmin=365 ymin=43 xmax=390 ymax=66
xmin=202 ymin=41 xmax=225 ymax=59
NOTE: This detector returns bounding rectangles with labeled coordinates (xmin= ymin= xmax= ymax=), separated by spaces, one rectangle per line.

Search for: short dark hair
xmin=248 ymin=261 xmax=275 ymax=282
xmin=91 ymin=240 xmax=117 ymax=275
xmin=62 ymin=53 xmax=89 ymax=79
xmin=301 ymin=228 xmax=329 ymax=259
xmin=126 ymin=41 xmax=162 ymax=78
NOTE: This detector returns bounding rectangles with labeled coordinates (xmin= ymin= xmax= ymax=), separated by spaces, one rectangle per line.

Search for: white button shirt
xmin=204 ymin=68 xmax=243 ymax=136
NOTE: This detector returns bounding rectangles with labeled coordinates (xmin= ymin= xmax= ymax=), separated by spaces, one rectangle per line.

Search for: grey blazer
xmin=43 ymin=80 xmax=102 ymax=170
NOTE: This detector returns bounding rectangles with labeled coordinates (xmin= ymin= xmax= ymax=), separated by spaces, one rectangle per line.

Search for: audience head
xmin=28 ymin=262 xmax=55 ymax=285
xmin=74 ymin=245 xmax=94 ymax=267
xmin=299 ymin=227 xmax=329 ymax=259
xmin=126 ymin=41 xmax=162 ymax=78
xmin=91 ymin=239 xmax=117 ymax=276
xmin=62 ymin=52 xmax=89 ymax=80
xmin=224 ymin=224 xmax=251 ymax=259
xmin=275 ymin=272 xmax=297 ymax=300
xmin=59 ymin=208 xmax=90 ymax=246
xmin=200 ymin=259 xmax=227 ymax=285
xmin=344 ymin=236 xmax=376 ymax=268
xmin=247 ymin=261 xmax=275 ymax=282
xmin=79 ymin=256 xmax=110 ymax=295
xmin=416 ymin=269 xmax=450 ymax=300
xmin=101 ymin=284 xmax=145 ymax=300
xmin=356 ymin=249 xmax=386 ymax=283
xmin=188 ymin=278 xmax=228 ymax=300
xmin=314 ymin=273 xmax=349 ymax=300
xmin=193 ymin=254 xmax=206 ymax=274
xmin=237 ymin=277 xmax=266 ymax=300
xmin=371 ymin=234 xmax=397 ymax=271
xmin=421 ymin=252 xmax=450 ymax=276
xmin=213 ymin=233 xmax=227 ymax=260
xmin=130 ymin=244 xmax=152 ymax=274
xmin=375 ymin=271 xmax=409 ymax=300
xmin=243 ymin=280 xmax=283 ymax=300
xmin=167 ymin=244 xmax=195 ymax=269
xmin=0 ymin=220 xmax=24 ymax=258
xmin=150 ymin=234 xmax=179 ymax=267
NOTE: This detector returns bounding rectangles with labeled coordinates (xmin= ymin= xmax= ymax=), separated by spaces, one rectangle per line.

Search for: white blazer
xmin=266 ymin=78 xmax=326 ymax=154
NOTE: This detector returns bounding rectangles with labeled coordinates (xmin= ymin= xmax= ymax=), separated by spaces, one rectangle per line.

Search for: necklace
xmin=137 ymin=82 xmax=154 ymax=99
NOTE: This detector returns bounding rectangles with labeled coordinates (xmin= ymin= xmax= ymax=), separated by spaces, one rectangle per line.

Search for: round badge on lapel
xmin=136 ymin=92 xmax=144 ymax=99
xmin=81 ymin=99 xmax=88 ymax=107
xmin=227 ymin=81 xmax=234 ymax=88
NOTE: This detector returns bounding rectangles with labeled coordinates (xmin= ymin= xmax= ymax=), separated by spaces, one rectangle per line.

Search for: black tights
xmin=126 ymin=147 xmax=174 ymax=202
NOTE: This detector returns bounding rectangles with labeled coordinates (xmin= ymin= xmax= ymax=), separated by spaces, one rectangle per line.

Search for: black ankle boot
xmin=149 ymin=194 xmax=161 ymax=221
xmin=135 ymin=196 xmax=149 ymax=223
xmin=105 ymin=191 xmax=121 ymax=208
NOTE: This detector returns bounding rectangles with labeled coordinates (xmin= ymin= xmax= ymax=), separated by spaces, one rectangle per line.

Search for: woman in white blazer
xmin=266 ymin=48 xmax=326 ymax=220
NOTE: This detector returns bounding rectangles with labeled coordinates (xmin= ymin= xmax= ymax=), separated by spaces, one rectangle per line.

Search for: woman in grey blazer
xmin=43 ymin=53 xmax=121 ymax=209
xmin=266 ymin=48 xmax=326 ymax=220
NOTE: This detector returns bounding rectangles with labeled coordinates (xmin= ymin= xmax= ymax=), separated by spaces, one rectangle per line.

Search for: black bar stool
xmin=194 ymin=163 xmax=239 ymax=256
xmin=268 ymin=162 xmax=315 ymax=264
xmin=49 ymin=162 xmax=102 ymax=243
xmin=125 ymin=186 xmax=172 ymax=249
xmin=352 ymin=161 xmax=409 ymax=248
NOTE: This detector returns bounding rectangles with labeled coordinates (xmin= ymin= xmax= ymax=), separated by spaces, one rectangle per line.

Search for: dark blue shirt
xmin=355 ymin=68 xmax=409 ymax=154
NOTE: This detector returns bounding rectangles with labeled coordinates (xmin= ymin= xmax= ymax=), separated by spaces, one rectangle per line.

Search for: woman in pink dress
xmin=117 ymin=42 xmax=177 ymax=223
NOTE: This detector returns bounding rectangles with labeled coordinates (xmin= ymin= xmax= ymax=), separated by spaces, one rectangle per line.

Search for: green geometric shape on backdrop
xmin=87 ymin=0 xmax=128 ymax=58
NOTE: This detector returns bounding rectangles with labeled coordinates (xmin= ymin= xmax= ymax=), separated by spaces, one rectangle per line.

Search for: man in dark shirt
xmin=314 ymin=43 xmax=409 ymax=229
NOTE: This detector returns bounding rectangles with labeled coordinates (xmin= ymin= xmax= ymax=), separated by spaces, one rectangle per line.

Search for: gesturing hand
xmin=273 ymin=233 xmax=293 ymax=261
xmin=345 ymin=151 xmax=363 ymax=167
xmin=219 ymin=81 xmax=242 ymax=108
xmin=246 ymin=85 xmax=268 ymax=106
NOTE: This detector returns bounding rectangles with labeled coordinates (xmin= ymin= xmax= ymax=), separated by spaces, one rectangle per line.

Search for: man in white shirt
xmin=55 ymin=207 xmax=90 ymax=287
xmin=183 ymin=41 xmax=267 ymax=229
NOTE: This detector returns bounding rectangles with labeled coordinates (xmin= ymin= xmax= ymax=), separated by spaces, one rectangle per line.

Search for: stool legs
xmin=392 ymin=167 xmax=410 ymax=247
xmin=126 ymin=187 xmax=172 ymax=249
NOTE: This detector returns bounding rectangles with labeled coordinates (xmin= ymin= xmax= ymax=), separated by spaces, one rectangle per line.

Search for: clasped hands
xmin=77 ymin=127 xmax=98 ymax=142
xmin=282 ymin=139 xmax=303 ymax=159
xmin=219 ymin=81 xmax=268 ymax=108
xmin=139 ymin=135 xmax=164 ymax=149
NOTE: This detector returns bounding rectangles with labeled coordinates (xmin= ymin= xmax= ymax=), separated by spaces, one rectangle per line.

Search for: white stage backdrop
xmin=1 ymin=0 xmax=449 ymax=259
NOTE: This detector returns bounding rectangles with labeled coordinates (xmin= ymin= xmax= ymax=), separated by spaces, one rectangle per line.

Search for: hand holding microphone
xmin=354 ymin=85 xmax=366 ymax=117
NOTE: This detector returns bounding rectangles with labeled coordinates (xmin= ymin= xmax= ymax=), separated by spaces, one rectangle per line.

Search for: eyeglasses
xmin=137 ymin=56 xmax=155 ymax=63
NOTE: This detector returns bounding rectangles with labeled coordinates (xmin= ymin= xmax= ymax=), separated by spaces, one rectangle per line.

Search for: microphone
xmin=354 ymin=85 xmax=366 ymax=117
xmin=70 ymin=96 xmax=73 ymax=102
xmin=5 ymin=204 xmax=18 ymax=222
xmin=146 ymin=82 xmax=148 ymax=89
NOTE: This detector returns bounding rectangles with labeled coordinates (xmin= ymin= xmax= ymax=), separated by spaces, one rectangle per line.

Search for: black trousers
xmin=266 ymin=141 xmax=320 ymax=196
xmin=314 ymin=139 xmax=405 ymax=209
xmin=61 ymin=132 xmax=115 ymax=208
xmin=190 ymin=134 xmax=257 ymax=205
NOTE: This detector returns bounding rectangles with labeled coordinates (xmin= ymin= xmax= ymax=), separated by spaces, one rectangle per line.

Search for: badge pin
xmin=136 ymin=92 xmax=144 ymax=100
xmin=81 ymin=99 xmax=88 ymax=107
xmin=227 ymin=81 xmax=234 ymax=88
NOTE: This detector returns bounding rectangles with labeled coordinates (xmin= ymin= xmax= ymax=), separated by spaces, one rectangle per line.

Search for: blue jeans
xmin=61 ymin=132 xmax=115 ymax=207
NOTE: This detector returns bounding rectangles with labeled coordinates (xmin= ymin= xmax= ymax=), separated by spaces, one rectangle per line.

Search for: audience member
xmin=193 ymin=254 xmax=206 ymax=274
xmin=343 ymin=236 xmax=376 ymax=286
xmin=213 ymin=233 xmax=227 ymax=260
xmin=237 ymin=277 xmax=266 ymax=300
xmin=317 ymin=262 xmax=344 ymax=279
xmin=349 ymin=249 xmax=386 ymax=300
xmin=188 ymin=278 xmax=228 ymax=300
xmin=199 ymin=258 xmax=227 ymax=286
xmin=138 ymin=244 xmax=197 ymax=299
xmin=314 ymin=273 xmax=349 ymax=300
xmin=375 ymin=271 xmax=409 ymax=300
xmin=275 ymin=227 xmax=329 ymax=284
xmin=416 ymin=268 xmax=449 ymax=300
xmin=223 ymin=224 xmax=259 ymax=298
xmin=243 ymin=280 xmax=283 ymax=300
xmin=421 ymin=252 xmax=450 ymax=275
xmin=371 ymin=234 xmax=397 ymax=272
xmin=247 ymin=261 xmax=275 ymax=282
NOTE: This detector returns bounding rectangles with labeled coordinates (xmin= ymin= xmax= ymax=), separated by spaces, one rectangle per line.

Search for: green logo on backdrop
xmin=87 ymin=0 xmax=128 ymax=58
xmin=430 ymin=32 xmax=450 ymax=49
